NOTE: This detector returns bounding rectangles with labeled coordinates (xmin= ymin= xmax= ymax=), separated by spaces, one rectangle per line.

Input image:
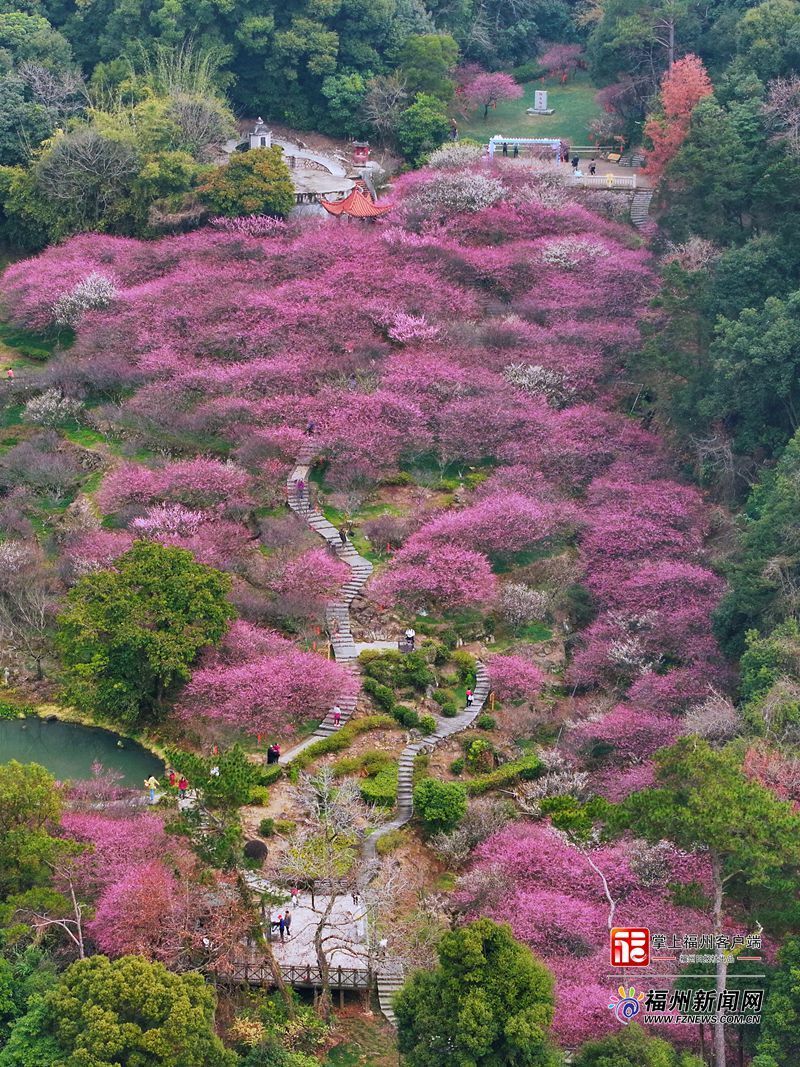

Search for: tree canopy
xmin=57 ymin=541 xmax=234 ymax=727
xmin=394 ymin=918 xmax=559 ymax=1066
xmin=0 ymin=954 xmax=235 ymax=1067
xmin=198 ymin=146 xmax=295 ymax=218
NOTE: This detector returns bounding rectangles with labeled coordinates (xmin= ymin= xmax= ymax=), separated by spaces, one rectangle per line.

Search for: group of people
xmin=270 ymin=887 xmax=301 ymax=942
xmin=144 ymin=770 xmax=189 ymax=804
xmin=570 ymin=155 xmax=598 ymax=176
xmin=270 ymin=910 xmax=293 ymax=941
xmin=265 ymin=743 xmax=281 ymax=765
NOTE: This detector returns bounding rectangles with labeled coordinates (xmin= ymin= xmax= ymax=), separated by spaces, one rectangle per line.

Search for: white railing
xmin=573 ymin=173 xmax=637 ymax=189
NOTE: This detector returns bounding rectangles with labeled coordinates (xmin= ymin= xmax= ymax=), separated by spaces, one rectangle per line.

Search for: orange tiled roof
xmin=320 ymin=186 xmax=391 ymax=218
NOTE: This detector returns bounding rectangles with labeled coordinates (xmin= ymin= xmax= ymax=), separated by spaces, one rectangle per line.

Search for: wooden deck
xmin=222 ymin=960 xmax=372 ymax=989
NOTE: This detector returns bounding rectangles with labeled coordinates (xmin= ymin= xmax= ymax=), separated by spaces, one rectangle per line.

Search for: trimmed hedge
xmin=288 ymin=715 xmax=395 ymax=769
xmin=464 ymin=754 xmax=542 ymax=796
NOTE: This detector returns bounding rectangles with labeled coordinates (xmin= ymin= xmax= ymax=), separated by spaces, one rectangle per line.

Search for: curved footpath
xmin=282 ymin=446 xmax=490 ymax=1024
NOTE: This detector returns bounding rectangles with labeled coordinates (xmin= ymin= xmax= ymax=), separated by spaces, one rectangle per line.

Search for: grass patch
xmin=459 ymin=71 xmax=603 ymax=145
xmin=490 ymin=620 xmax=554 ymax=652
xmin=0 ymin=402 xmax=24 ymax=429
xmin=62 ymin=427 xmax=108 ymax=449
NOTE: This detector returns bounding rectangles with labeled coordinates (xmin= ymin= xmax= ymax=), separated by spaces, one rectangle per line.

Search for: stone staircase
xmin=376 ymin=965 xmax=405 ymax=1026
xmin=630 ymin=189 xmax=655 ymax=233
xmin=282 ymin=445 xmax=373 ymax=761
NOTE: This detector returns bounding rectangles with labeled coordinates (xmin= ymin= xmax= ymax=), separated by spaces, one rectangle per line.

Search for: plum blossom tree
xmin=458 ymin=820 xmax=716 ymax=1046
xmin=370 ymin=542 xmax=497 ymax=612
xmin=487 ymin=655 xmax=547 ymax=702
xmin=463 ymin=72 xmax=524 ymax=119
xmin=178 ymin=620 xmax=357 ymax=736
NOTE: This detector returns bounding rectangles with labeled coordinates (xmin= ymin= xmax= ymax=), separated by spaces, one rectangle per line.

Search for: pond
xmin=0 ymin=716 xmax=163 ymax=785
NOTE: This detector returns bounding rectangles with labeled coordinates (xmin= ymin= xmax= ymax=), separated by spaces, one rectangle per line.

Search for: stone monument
xmin=528 ymin=90 xmax=554 ymax=116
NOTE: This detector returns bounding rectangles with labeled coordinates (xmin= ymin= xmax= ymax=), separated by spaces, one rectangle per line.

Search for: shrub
xmin=432 ymin=689 xmax=455 ymax=706
xmin=375 ymin=828 xmax=408 ymax=855
xmin=288 ymin=715 xmax=395 ymax=769
xmin=361 ymin=649 xmax=434 ymax=691
xmin=419 ymin=714 xmax=438 ymax=734
xmin=258 ymin=818 xmax=275 ymax=837
xmin=441 ymin=701 xmax=459 ymax=717
xmin=362 ymin=677 xmax=396 ymax=711
xmin=392 ymin=704 xmax=421 ymax=729
xmin=562 ymin=584 xmax=597 ymax=629
xmin=450 ymin=757 xmax=465 ymax=776
xmin=465 ymin=738 xmax=494 ymax=771
xmin=360 ymin=763 xmax=399 ymax=807
xmin=510 ymin=60 xmax=545 ymax=81
xmin=413 ymin=777 xmax=467 ymax=833
xmin=464 ymin=754 xmax=542 ymax=796
xmin=476 ymin=714 xmax=496 ymax=730
xmin=451 ymin=650 xmax=477 ymax=684
xmin=274 ymin=819 xmax=295 ymax=834
xmin=248 ymin=785 xmax=270 ymax=806
xmin=333 ymin=749 xmax=392 ymax=776
xmin=412 ymin=753 xmax=430 ymax=786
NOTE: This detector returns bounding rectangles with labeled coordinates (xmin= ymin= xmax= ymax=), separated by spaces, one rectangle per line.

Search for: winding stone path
xmin=281 ymin=444 xmax=373 ymax=761
xmin=282 ymin=446 xmax=493 ymax=1024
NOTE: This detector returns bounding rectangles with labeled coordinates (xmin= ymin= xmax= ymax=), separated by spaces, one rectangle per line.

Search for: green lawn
xmin=459 ymin=71 xmax=603 ymax=146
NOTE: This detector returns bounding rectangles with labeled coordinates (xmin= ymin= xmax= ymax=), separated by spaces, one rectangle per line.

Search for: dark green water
xmin=0 ymin=717 xmax=163 ymax=785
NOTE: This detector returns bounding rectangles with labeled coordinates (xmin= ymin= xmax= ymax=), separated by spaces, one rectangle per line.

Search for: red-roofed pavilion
xmin=320 ymin=184 xmax=391 ymax=221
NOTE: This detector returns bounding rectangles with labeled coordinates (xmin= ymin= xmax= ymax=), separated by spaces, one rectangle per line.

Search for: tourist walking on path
xmin=405 ymin=627 xmax=416 ymax=650
xmin=5 ymin=368 xmax=13 ymax=381
xmin=305 ymin=419 xmax=315 ymax=436
xmin=144 ymin=776 xmax=159 ymax=804
xmin=571 ymin=155 xmax=579 ymax=171
xmin=290 ymin=886 xmax=299 ymax=906
xmin=178 ymin=776 xmax=188 ymax=801
xmin=168 ymin=769 xmax=176 ymax=788
xmin=333 ymin=706 xmax=342 ymax=727
xmin=589 ymin=159 xmax=596 ymax=175
xmin=278 ymin=914 xmax=286 ymax=942
xmin=466 ymin=689 xmax=474 ymax=707
xmin=339 ymin=526 xmax=347 ymax=546
xmin=284 ymin=911 xmax=292 ymax=938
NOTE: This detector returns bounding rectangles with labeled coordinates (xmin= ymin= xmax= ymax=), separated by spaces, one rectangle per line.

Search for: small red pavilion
xmin=351 ymin=141 xmax=370 ymax=165
xmin=319 ymin=183 xmax=391 ymax=222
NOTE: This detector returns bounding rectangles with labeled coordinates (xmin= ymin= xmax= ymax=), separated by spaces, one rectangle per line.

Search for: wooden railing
xmin=221 ymin=961 xmax=372 ymax=989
